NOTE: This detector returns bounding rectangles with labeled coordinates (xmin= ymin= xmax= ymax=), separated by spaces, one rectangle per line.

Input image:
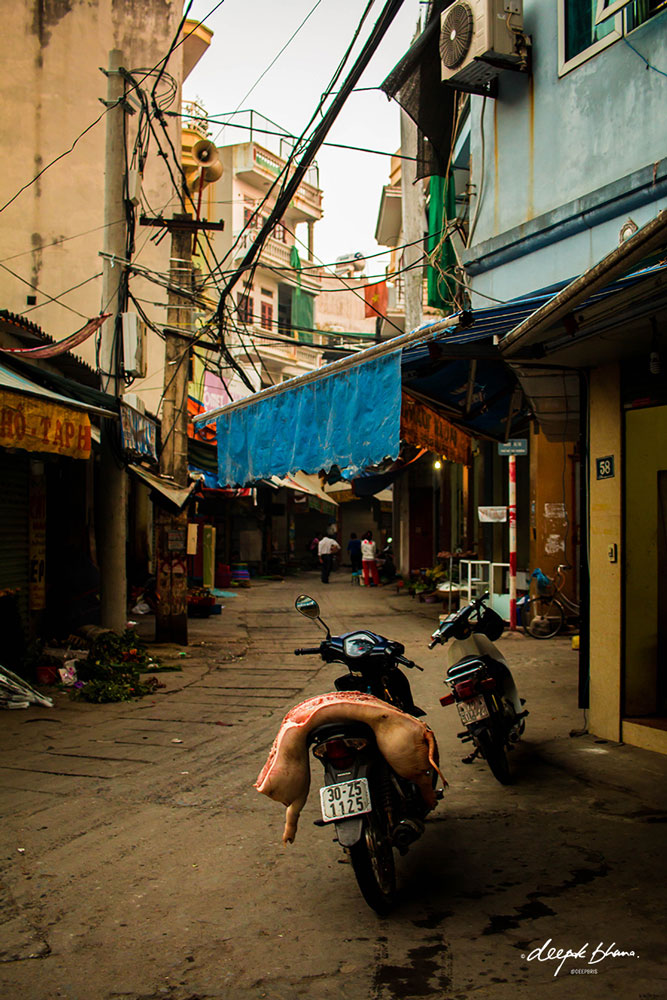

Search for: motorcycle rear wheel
xmin=349 ymin=808 xmax=396 ymax=914
xmin=477 ymin=727 xmax=512 ymax=785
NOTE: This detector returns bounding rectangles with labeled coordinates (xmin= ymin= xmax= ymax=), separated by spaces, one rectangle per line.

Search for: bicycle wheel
xmin=521 ymin=597 xmax=564 ymax=639
xmin=349 ymin=806 xmax=396 ymax=915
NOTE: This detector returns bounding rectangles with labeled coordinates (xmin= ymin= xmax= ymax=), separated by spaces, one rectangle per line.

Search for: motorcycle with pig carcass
xmin=254 ymin=595 xmax=445 ymax=914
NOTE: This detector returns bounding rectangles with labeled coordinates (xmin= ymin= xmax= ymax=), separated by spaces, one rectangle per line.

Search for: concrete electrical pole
xmin=155 ymin=217 xmax=193 ymax=645
xmin=98 ymin=49 xmax=129 ymax=633
xmin=140 ymin=211 xmax=223 ymax=645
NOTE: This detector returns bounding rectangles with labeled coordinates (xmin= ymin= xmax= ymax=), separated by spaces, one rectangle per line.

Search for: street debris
xmin=0 ymin=665 xmax=54 ymax=710
xmin=70 ymin=629 xmax=163 ymax=703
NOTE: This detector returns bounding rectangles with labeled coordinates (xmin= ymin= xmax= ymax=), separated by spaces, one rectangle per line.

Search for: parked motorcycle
xmin=292 ymin=594 xmax=442 ymax=913
xmin=429 ymin=592 xmax=527 ymax=784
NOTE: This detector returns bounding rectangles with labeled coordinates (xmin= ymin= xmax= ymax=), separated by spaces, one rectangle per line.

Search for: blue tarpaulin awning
xmin=214 ymin=352 xmax=402 ymax=487
xmin=195 ymin=256 xmax=667 ymax=486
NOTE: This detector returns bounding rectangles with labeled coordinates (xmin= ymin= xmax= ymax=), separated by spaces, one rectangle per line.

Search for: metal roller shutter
xmin=0 ymin=452 xmax=30 ymax=623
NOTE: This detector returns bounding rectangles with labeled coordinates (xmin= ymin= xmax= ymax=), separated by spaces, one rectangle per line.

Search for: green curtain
xmin=626 ymin=1 xmax=652 ymax=31
xmin=427 ymin=173 xmax=457 ymax=311
xmin=293 ymin=289 xmax=314 ymax=342
xmin=290 ymin=244 xmax=302 ymax=280
xmin=289 ymin=244 xmax=314 ymax=341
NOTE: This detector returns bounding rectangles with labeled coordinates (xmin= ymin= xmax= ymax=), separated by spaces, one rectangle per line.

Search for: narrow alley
xmin=1 ymin=573 xmax=665 ymax=1000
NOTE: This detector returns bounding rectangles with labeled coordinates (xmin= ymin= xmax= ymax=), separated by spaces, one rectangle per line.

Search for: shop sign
xmin=498 ymin=439 xmax=527 ymax=456
xmin=167 ymin=528 xmax=186 ymax=551
xmin=120 ymin=402 xmax=157 ymax=459
xmin=478 ymin=506 xmax=508 ymax=523
xmin=401 ymin=394 xmax=471 ymax=466
xmin=0 ymin=390 xmax=91 ymax=459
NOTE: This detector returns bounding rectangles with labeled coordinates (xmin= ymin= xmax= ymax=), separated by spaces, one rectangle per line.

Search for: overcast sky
xmin=183 ymin=0 xmax=424 ymax=277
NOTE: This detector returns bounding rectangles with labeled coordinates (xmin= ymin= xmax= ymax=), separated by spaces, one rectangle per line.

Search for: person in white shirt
xmin=361 ymin=531 xmax=380 ymax=587
xmin=318 ymin=535 xmax=340 ymax=583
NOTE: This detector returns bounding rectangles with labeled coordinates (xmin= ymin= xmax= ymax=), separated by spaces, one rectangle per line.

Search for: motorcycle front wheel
xmin=476 ymin=727 xmax=512 ymax=785
xmin=349 ymin=807 xmax=396 ymax=914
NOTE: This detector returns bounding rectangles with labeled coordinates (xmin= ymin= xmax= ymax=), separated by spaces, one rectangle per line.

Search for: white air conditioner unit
xmin=121 ymin=312 xmax=147 ymax=378
xmin=440 ymin=0 xmax=529 ymax=94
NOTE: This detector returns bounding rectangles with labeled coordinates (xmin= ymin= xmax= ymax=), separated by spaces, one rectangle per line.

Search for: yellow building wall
xmin=624 ymin=405 xmax=667 ymax=716
xmin=588 ymin=365 xmax=623 ymax=741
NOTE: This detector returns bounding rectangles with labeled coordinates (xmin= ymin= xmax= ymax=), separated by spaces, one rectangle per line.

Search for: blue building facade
xmin=459 ymin=1 xmax=667 ymax=754
xmin=463 ymin=1 xmax=667 ymax=305
xmin=384 ymin=0 xmax=667 ymax=753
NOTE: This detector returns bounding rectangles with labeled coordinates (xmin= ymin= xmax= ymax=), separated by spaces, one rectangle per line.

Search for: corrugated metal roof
xmin=403 ymin=261 xmax=667 ymax=367
xmin=0 ymin=362 xmax=116 ymax=417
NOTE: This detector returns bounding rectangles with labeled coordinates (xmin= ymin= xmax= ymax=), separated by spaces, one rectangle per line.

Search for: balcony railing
xmin=234 ymin=143 xmax=323 ymax=221
xmin=182 ymin=100 xmax=211 ymax=139
xmin=231 ymin=232 xmax=322 ymax=291
xmin=228 ymin=327 xmax=322 ymax=368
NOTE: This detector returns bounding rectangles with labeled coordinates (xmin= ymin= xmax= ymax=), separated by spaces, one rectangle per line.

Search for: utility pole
xmin=140 ymin=213 xmax=223 ymax=644
xmin=98 ymin=49 xmax=129 ymax=633
xmin=155 ymin=216 xmax=193 ymax=644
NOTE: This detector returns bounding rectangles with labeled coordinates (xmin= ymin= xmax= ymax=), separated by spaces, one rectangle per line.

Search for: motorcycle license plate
xmin=319 ymin=778 xmax=371 ymax=823
xmin=457 ymin=695 xmax=489 ymax=725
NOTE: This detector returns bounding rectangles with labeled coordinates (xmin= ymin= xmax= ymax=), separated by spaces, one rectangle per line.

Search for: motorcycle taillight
xmin=440 ymin=692 xmax=456 ymax=706
xmin=479 ymin=677 xmax=497 ymax=692
xmin=454 ymin=678 xmax=478 ymax=700
xmin=313 ymin=737 xmax=366 ymax=768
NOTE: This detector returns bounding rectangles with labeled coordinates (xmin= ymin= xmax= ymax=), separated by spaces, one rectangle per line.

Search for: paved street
xmin=1 ymin=571 xmax=666 ymax=1000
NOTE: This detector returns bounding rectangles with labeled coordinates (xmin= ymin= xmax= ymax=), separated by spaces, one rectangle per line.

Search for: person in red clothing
xmin=361 ymin=531 xmax=380 ymax=587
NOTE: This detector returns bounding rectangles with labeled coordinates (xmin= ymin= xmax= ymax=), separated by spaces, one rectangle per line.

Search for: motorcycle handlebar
xmin=396 ymin=653 xmax=423 ymax=672
xmin=294 ymin=647 xmax=322 ymax=656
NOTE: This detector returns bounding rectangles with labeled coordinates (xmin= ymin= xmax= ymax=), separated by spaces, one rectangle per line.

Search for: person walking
xmin=318 ymin=534 xmax=340 ymax=583
xmin=361 ymin=530 xmax=380 ymax=587
xmin=347 ymin=532 xmax=362 ymax=574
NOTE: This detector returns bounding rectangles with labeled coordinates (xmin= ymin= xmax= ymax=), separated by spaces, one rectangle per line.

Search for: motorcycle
xmin=429 ymin=592 xmax=528 ymax=784
xmin=293 ymin=594 xmax=442 ymax=914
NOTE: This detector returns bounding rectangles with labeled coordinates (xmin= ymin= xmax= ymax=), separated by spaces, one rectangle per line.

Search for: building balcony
xmin=233 ymin=142 xmax=323 ymax=223
xmin=231 ymin=232 xmax=322 ymax=293
xmin=375 ymin=185 xmax=402 ymax=248
xmin=182 ymin=100 xmax=212 ymax=139
xmin=228 ymin=329 xmax=323 ymax=376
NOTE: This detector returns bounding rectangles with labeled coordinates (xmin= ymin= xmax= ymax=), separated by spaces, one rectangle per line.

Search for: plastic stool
xmin=351 ymin=571 xmax=361 ymax=586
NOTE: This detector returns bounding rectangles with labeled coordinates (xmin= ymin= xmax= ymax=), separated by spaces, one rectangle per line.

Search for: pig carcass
xmin=255 ymin=691 xmax=445 ymax=845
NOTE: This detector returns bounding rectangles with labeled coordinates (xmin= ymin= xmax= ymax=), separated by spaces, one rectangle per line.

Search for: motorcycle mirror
xmin=295 ymin=595 xmax=320 ymax=619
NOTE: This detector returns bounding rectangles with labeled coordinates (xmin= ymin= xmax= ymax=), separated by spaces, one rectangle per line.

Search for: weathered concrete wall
xmin=0 ymin=0 xmax=184 ymax=412
xmin=467 ymin=2 xmax=667 ymax=301
xmin=624 ymin=403 xmax=667 ymax=717
xmin=529 ymin=424 xmax=577 ymax=590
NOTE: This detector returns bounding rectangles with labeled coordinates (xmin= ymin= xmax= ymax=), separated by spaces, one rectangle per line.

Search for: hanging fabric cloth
xmin=427 ymin=174 xmax=458 ymax=311
xmin=290 ymin=245 xmax=315 ymax=342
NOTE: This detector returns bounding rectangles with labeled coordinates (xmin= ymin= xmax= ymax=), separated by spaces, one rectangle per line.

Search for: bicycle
xmin=520 ymin=564 xmax=580 ymax=639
